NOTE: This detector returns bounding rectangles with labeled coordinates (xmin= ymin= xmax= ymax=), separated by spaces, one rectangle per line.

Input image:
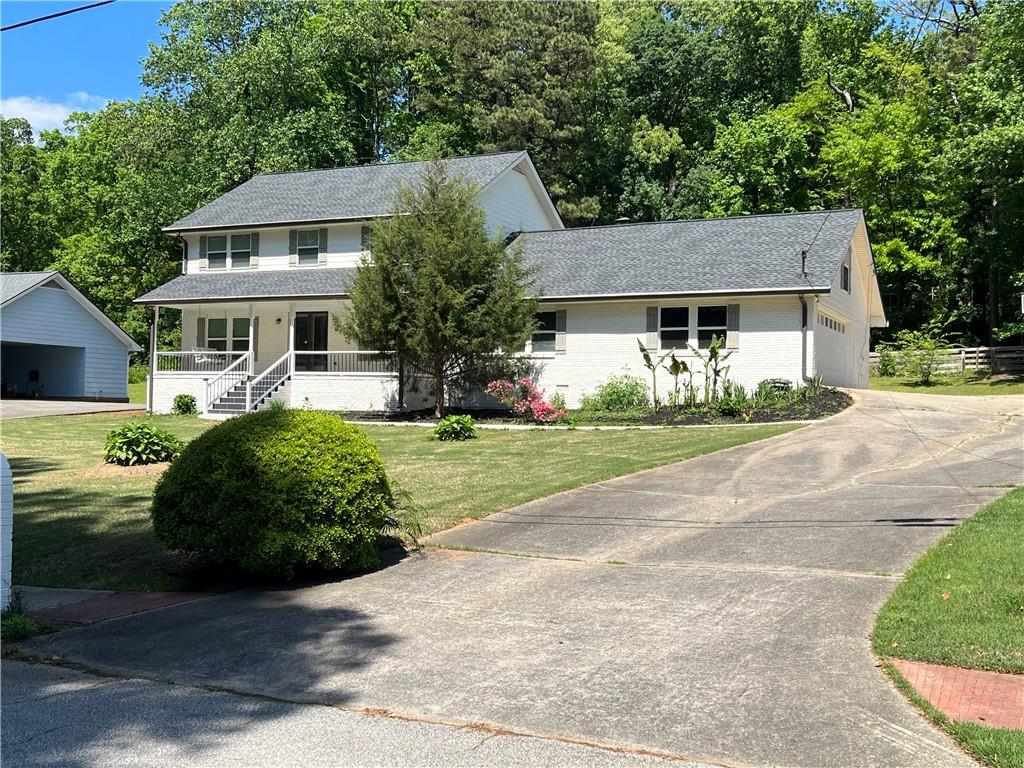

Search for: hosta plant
xmin=104 ymin=421 xmax=183 ymax=466
xmin=431 ymin=414 xmax=477 ymax=441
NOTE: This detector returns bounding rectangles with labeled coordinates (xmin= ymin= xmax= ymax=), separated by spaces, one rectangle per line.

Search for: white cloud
xmin=0 ymin=92 xmax=109 ymax=135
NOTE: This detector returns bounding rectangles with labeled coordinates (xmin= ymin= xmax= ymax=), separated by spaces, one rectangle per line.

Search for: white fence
xmin=869 ymin=345 xmax=1024 ymax=374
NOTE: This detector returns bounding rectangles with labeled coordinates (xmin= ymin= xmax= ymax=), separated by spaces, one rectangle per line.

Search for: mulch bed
xmin=342 ymin=389 xmax=853 ymax=426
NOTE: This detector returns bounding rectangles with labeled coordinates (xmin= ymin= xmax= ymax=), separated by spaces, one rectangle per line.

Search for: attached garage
xmin=0 ymin=272 xmax=141 ymax=401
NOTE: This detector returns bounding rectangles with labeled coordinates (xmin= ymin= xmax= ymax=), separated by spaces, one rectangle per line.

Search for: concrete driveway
xmin=0 ymin=399 xmax=143 ymax=419
xmin=14 ymin=390 xmax=1024 ymax=767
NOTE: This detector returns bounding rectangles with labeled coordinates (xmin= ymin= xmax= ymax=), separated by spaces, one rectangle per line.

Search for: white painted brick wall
xmin=150 ymin=375 xmax=209 ymax=415
xmin=530 ymin=296 xmax=807 ymax=407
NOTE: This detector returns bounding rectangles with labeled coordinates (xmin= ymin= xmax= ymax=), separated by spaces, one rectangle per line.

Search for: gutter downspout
xmin=175 ymin=234 xmax=187 ymax=275
xmin=798 ymin=294 xmax=813 ymax=383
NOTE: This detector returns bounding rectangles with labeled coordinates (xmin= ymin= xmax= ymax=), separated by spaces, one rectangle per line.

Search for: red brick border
xmin=893 ymin=658 xmax=1024 ymax=731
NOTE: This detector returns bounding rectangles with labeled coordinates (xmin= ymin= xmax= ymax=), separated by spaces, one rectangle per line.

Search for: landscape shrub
xmin=899 ymin=331 xmax=949 ymax=384
xmin=714 ymin=380 xmax=750 ymax=417
xmin=486 ymin=378 xmax=568 ymax=423
xmin=875 ymin=348 xmax=897 ymax=377
xmin=128 ymin=363 xmax=148 ymax=384
xmin=431 ymin=414 xmax=477 ymax=441
xmin=104 ymin=421 xmax=183 ymax=466
xmin=152 ymin=409 xmax=395 ymax=577
xmin=578 ymin=374 xmax=650 ymax=412
xmin=172 ymin=393 xmax=197 ymax=415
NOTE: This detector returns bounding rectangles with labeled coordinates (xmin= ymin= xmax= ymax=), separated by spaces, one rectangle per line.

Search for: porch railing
xmin=292 ymin=350 xmax=397 ymax=374
xmin=156 ymin=350 xmax=248 ymax=373
xmin=205 ymin=351 xmax=252 ymax=412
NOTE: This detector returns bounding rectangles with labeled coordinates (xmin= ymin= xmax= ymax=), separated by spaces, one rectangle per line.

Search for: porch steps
xmin=207 ymin=376 xmax=291 ymax=415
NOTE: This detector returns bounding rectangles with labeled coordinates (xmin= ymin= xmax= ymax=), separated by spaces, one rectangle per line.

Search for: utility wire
xmin=1 ymin=0 xmax=116 ymax=32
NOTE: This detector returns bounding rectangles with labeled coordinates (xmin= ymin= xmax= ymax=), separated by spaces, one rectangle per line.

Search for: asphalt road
xmin=9 ymin=389 xmax=1023 ymax=767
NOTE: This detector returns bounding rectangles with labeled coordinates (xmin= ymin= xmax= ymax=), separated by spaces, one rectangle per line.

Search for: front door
xmin=294 ymin=312 xmax=328 ymax=372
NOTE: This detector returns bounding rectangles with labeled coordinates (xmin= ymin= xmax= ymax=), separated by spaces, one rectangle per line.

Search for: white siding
xmin=529 ymin=296 xmax=807 ymax=408
xmin=181 ymin=162 xmax=558 ymax=276
xmin=478 ymin=166 xmax=557 ymax=237
xmin=813 ymin=220 xmax=874 ymax=388
xmin=183 ymin=223 xmax=369 ymax=275
xmin=1 ymin=287 xmax=130 ymax=399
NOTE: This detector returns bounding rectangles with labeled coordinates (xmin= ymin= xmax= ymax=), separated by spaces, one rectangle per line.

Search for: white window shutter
xmin=726 ymin=304 xmax=740 ymax=349
xmin=288 ymin=229 xmax=298 ymax=266
xmin=646 ymin=307 xmax=658 ymax=348
xmin=198 ymin=236 xmax=207 ymax=271
xmin=554 ymin=310 xmax=567 ymax=352
xmin=250 ymin=233 xmax=260 ymax=268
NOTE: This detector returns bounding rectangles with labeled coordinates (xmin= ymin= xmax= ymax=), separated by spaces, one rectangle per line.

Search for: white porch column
xmin=248 ymin=303 xmax=255 ymax=373
xmin=147 ymin=305 xmax=159 ymax=413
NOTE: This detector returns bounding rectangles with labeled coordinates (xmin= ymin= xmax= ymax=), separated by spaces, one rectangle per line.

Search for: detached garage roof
xmin=517 ymin=209 xmax=865 ymax=300
xmin=164 ymin=151 xmax=540 ymax=232
xmin=1 ymin=271 xmax=141 ymax=351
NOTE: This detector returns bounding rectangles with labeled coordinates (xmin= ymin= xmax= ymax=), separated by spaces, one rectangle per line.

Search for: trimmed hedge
xmin=152 ymin=409 xmax=394 ymax=577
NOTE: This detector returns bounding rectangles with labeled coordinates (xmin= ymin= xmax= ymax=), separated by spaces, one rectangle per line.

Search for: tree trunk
xmin=434 ymin=365 xmax=445 ymax=418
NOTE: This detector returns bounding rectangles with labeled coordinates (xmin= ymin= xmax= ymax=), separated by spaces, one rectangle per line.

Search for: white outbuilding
xmin=1 ymin=271 xmax=141 ymax=402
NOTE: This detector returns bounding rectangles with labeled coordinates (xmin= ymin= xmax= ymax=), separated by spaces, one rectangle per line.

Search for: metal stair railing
xmin=246 ymin=351 xmax=292 ymax=412
xmin=205 ymin=351 xmax=252 ymax=413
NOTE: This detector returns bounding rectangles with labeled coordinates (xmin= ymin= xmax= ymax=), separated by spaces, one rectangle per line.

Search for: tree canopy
xmin=2 ymin=0 xmax=1021 ymax=349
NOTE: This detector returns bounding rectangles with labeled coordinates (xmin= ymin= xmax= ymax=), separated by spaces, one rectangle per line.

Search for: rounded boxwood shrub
xmin=105 ymin=421 xmax=183 ymax=466
xmin=151 ymin=409 xmax=393 ymax=577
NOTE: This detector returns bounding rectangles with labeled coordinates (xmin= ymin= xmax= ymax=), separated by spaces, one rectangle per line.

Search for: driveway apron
xmin=21 ymin=390 xmax=1023 ymax=768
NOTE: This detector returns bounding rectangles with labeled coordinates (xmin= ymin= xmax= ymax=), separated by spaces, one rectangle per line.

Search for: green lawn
xmin=1 ymin=412 xmax=796 ymax=591
xmin=128 ymin=381 xmax=146 ymax=404
xmin=870 ymin=373 xmax=1024 ymax=396
xmin=874 ymin=487 xmax=1024 ymax=767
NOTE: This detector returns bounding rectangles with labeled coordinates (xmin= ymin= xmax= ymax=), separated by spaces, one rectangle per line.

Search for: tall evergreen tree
xmin=342 ymin=163 xmax=537 ymax=417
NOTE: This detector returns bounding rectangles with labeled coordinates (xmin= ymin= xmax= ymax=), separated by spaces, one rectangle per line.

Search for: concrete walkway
xmin=11 ymin=390 xmax=1024 ymax=767
xmin=0 ymin=399 xmax=143 ymax=419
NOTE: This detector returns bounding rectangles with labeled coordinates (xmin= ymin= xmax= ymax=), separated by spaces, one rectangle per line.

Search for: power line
xmin=1 ymin=0 xmax=116 ymax=33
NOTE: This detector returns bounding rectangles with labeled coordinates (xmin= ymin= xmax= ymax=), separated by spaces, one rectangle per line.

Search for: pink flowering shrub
xmin=486 ymin=378 xmax=568 ymax=424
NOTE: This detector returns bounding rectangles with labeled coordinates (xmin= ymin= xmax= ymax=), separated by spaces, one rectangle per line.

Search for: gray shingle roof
xmin=0 ymin=271 xmax=58 ymax=305
xmin=165 ymin=151 xmax=527 ymax=231
xmin=135 ymin=268 xmax=356 ymax=304
xmin=519 ymin=209 xmax=864 ymax=298
xmin=138 ymin=209 xmax=864 ymax=304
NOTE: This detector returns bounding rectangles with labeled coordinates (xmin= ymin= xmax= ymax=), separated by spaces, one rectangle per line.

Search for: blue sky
xmin=1 ymin=0 xmax=170 ymax=132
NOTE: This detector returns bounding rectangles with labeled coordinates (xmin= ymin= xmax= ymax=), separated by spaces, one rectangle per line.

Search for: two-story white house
xmin=137 ymin=150 xmax=886 ymax=415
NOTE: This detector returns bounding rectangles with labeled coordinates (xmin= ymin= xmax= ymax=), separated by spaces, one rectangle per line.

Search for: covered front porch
xmin=145 ymin=299 xmax=421 ymax=415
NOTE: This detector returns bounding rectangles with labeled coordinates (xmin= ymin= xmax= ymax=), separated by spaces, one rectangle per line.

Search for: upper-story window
xmin=841 ymin=248 xmax=852 ymax=292
xmin=697 ymin=306 xmax=727 ymax=348
xmin=297 ymin=229 xmax=320 ymax=266
xmin=230 ymin=234 xmax=251 ymax=269
xmin=207 ymin=236 xmax=228 ymax=270
xmin=659 ymin=307 xmax=689 ymax=349
xmin=206 ymin=234 xmax=253 ymax=270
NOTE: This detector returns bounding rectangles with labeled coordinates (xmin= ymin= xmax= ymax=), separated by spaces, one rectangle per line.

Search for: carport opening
xmin=1 ymin=342 xmax=86 ymax=398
